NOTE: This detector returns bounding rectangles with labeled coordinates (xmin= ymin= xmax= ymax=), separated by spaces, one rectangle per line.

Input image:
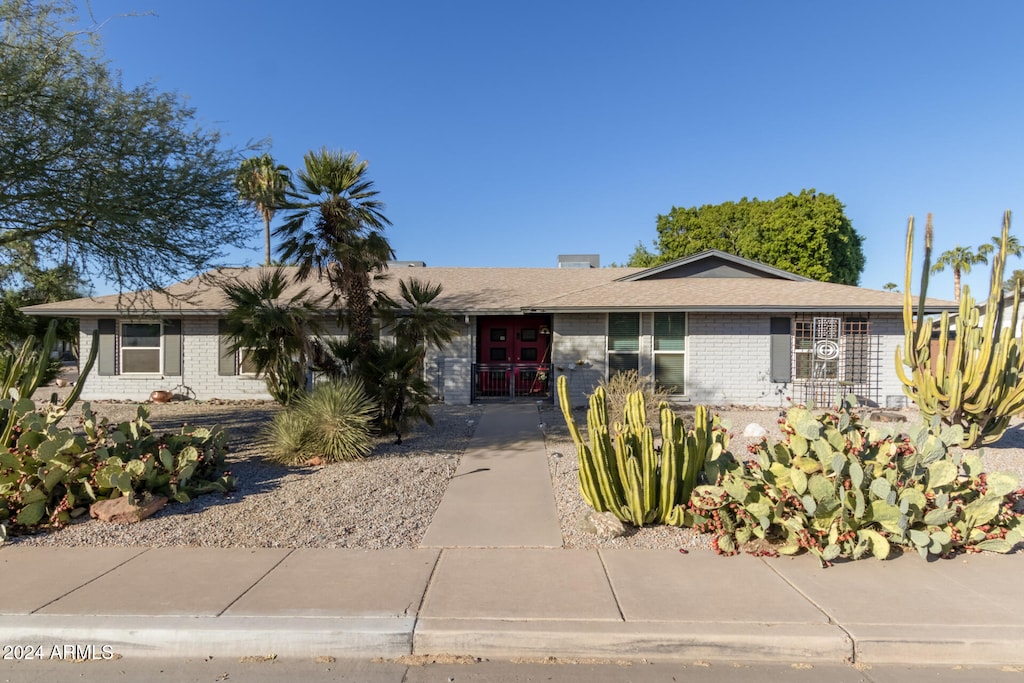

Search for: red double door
xmin=477 ymin=315 xmax=551 ymax=397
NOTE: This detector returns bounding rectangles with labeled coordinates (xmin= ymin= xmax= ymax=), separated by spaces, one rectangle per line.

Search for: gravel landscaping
xmin=544 ymin=401 xmax=1024 ymax=552
xmin=9 ymin=399 xmax=482 ymax=549
xmin=6 ymin=394 xmax=1024 ymax=551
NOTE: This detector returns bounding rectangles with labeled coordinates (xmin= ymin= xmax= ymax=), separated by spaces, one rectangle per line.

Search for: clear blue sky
xmin=81 ymin=0 xmax=1024 ymax=301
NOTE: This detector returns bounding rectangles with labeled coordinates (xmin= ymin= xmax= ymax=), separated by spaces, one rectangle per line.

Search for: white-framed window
xmin=120 ymin=321 xmax=162 ymax=374
xmin=607 ymin=312 xmax=640 ymax=377
xmin=653 ymin=312 xmax=686 ymax=393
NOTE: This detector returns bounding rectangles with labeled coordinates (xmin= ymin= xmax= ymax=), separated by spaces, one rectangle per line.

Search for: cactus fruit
xmin=689 ymin=403 xmax=1023 ymax=563
xmin=897 ymin=211 xmax=1024 ymax=448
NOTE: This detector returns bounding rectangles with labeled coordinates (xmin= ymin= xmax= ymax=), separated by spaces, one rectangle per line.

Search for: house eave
xmin=524 ymin=305 xmax=955 ymax=314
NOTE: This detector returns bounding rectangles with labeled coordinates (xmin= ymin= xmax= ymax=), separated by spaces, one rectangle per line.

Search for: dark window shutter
xmin=770 ymin=317 xmax=792 ymax=382
xmin=163 ymin=319 xmax=182 ymax=376
xmin=97 ymin=319 xmax=116 ymax=376
xmin=217 ymin=319 xmax=236 ymax=376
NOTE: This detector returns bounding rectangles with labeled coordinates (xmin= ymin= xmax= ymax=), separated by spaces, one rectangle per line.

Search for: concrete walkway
xmin=1 ymin=404 xmax=1023 ymax=666
xmin=421 ymin=403 xmax=562 ymax=548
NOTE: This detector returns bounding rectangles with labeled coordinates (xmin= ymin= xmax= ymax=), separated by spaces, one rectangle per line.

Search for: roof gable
xmin=617 ymin=250 xmax=813 ymax=282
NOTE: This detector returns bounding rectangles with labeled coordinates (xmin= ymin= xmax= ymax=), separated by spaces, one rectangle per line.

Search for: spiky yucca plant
xmin=262 ymin=379 xmax=377 ymax=465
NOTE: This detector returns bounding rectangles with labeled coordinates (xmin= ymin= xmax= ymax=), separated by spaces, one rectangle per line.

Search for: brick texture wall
xmin=78 ymin=317 xmax=273 ymax=402
xmin=76 ymin=312 xmax=909 ymax=408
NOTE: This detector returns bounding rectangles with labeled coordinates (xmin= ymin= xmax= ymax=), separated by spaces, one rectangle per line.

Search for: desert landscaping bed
xmin=7 ymin=399 xmax=1024 ymax=552
xmin=9 ymin=400 xmax=482 ymax=549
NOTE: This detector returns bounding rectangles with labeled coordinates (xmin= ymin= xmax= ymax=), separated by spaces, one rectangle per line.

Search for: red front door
xmin=477 ymin=316 xmax=551 ymax=397
xmin=479 ymin=316 xmax=549 ymax=364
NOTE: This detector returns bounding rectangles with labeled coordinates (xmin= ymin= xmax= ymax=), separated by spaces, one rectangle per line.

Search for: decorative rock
xmin=577 ymin=510 xmax=627 ymax=540
xmin=90 ymin=495 xmax=167 ymax=524
xmin=870 ymin=411 xmax=907 ymax=423
xmin=743 ymin=423 xmax=768 ymax=438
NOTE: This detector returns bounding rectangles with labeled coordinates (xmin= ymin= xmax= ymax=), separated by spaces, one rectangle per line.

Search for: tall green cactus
xmin=556 ymin=374 xmax=729 ymax=527
xmin=0 ymin=320 xmax=98 ymax=446
xmin=896 ymin=210 xmax=1024 ymax=448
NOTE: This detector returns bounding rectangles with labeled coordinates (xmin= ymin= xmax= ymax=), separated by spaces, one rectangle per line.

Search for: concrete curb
xmin=412 ymin=619 xmax=853 ymax=663
xmin=846 ymin=624 xmax=1024 ymax=666
xmin=0 ymin=615 xmax=416 ymax=659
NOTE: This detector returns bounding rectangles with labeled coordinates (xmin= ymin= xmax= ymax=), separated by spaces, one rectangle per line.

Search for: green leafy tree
xmin=624 ymin=242 xmax=658 ymax=268
xmin=930 ymin=245 xmax=988 ymax=304
xmin=276 ymin=149 xmax=394 ymax=359
xmin=631 ymin=190 xmax=865 ymax=285
xmin=0 ymin=259 xmax=85 ymax=352
xmin=221 ymin=269 xmax=325 ymax=406
xmin=235 ymin=154 xmax=292 ymax=267
xmin=883 ymin=282 xmax=899 ymax=292
xmin=0 ymin=0 xmax=252 ymax=293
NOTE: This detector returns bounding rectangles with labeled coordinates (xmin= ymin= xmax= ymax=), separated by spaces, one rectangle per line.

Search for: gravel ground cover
xmin=9 ymin=399 xmax=482 ymax=549
xmin=7 ymin=393 xmax=1024 ymax=552
xmin=542 ymin=402 xmax=1024 ymax=552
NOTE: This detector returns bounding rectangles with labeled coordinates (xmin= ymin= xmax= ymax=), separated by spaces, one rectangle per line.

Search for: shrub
xmin=262 ymin=379 xmax=377 ymax=465
xmin=687 ymin=401 xmax=1024 ymax=564
xmin=597 ymin=370 xmax=670 ymax=437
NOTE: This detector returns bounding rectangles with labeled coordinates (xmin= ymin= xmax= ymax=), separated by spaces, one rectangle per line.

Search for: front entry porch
xmin=472 ymin=315 xmax=552 ymax=402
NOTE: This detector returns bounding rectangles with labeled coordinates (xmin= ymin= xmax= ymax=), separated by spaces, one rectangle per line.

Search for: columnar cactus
xmin=896 ymin=211 xmax=1024 ymax=448
xmin=0 ymin=320 xmax=98 ymax=446
xmin=556 ymin=374 xmax=729 ymax=526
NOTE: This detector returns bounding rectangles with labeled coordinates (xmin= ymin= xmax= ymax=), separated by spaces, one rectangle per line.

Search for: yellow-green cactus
xmin=557 ymin=375 xmax=729 ymax=527
xmin=897 ymin=210 xmax=1024 ymax=448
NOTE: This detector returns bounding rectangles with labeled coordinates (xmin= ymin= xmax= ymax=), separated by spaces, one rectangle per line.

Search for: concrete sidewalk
xmin=1 ymin=546 xmax=1022 ymax=665
xmin=1 ymin=404 xmax=1023 ymax=666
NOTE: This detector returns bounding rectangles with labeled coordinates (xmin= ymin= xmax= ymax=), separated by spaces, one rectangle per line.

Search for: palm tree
xmin=979 ymin=233 xmax=1023 ymax=260
xmin=235 ymin=154 xmax=293 ymax=267
xmin=930 ymin=245 xmax=988 ymax=303
xmin=362 ymin=341 xmax=434 ymax=444
xmin=221 ymin=268 xmax=325 ymax=405
xmin=1005 ymin=269 xmax=1024 ymax=294
xmin=276 ymin=148 xmax=394 ymax=359
xmin=387 ymin=278 xmax=457 ymax=354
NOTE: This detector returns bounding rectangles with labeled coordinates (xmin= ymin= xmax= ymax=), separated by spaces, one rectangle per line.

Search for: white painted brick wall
xmin=873 ymin=314 xmax=908 ymax=407
xmin=425 ymin=319 xmax=475 ymax=404
xmin=686 ymin=313 xmax=779 ymax=406
xmin=78 ymin=317 xmax=273 ymax=402
xmin=552 ymin=311 xmax=911 ymax=410
xmin=76 ymin=311 xmax=911 ymax=409
xmin=551 ymin=312 xmax=605 ymax=409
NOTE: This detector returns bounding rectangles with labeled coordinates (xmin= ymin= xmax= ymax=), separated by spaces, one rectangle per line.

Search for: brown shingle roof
xmin=21 ymin=264 xmax=956 ymax=316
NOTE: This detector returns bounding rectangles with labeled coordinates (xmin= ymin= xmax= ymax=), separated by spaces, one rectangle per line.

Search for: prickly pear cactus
xmin=689 ymin=403 xmax=1024 ymax=563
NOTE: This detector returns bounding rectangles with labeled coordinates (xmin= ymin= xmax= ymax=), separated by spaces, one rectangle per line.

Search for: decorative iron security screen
xmin=793 ymin=314 xmax=880 ymax=406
